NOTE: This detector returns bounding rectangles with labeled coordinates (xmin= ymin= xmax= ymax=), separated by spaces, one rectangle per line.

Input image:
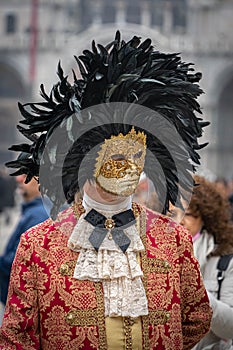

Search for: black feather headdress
xmin=6 ymin=31 xmax=209 ymax=218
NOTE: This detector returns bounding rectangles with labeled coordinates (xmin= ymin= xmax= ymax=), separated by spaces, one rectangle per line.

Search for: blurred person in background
xmin=133 ymin=175 xmax=162 ymax=213
xmin=0 ymin=169 xmax=16 ymax=225
xmin=169 ymin=175 xmax=233 ymax=350
xmin=0 ymin=170 xmax=8 ymax=215
xmin=0 ymin=172 xmax=48 ymax=313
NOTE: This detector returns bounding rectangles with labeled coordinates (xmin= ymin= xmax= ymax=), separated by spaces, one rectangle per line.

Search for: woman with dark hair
xmin=169 ymin=175 xmax=233 ymax=350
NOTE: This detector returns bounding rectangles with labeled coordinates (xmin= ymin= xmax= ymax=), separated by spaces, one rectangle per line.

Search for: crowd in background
xmin=134 ymin=174 xmax=233 ymax=218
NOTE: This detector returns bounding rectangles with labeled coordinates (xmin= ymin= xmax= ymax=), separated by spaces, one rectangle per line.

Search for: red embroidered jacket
xmin=0 ymin=204 xmax=212 ymax=349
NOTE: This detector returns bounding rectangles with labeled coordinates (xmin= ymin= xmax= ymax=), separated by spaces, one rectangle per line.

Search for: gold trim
xmin=137 ymin=205 xmax=150 ymax=350
xmin=66 ymin=309 xmax=97 ymax=326
xmin=72 ymin=201 xmax=85 ymax=219
xmin=100 ymin=159 xmax=142 ymax=179
xmin=132 ymin=202 xmax=140 ymax=219
xmin=123 ymin=317 xmax=134 ymax=350
xmin=95 ymin=282 xmax=108 ymax=350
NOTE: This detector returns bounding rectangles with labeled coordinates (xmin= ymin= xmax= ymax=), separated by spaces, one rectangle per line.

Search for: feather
xmin=6 ymin=31 xmax=209 ymax=218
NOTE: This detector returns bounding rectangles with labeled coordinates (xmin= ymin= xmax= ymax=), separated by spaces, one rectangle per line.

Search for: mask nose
xmin=127 ymin=161 xmax=141 ymax=177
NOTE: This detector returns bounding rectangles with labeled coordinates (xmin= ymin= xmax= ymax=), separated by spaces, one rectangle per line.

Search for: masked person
xmin=0 ymin=32 xmax=212 ymax=350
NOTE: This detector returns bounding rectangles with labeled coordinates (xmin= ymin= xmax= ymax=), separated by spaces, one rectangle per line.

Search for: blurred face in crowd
xmin=169 ymin=203 xmax=203 ymax=237
xmin=16 ymin=174 xmax=40 ymax=202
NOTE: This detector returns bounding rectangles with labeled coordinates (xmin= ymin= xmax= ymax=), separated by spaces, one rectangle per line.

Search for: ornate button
xmin=59 ymin=261 xmax=76 ymax=276
xmin=104 ymin=218 xmax=115 ymax=229
xmin=59 ymin=263 xmax=69 ymax=275
xmin=128 ymin=317 xmax=135 ymax=326
xmin=66 ymin=311 xmax=75 ymax=321
xmin=163 ymin=261 xmax=170 ymax=268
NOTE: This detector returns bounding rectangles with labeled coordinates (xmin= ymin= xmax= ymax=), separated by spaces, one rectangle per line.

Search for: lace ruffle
xmin=103 ymin=278 xmax=148 ymax=317
xmin=68 ymin=195 xmax=148 ymax=317
xmin=73 ymin=249 xmax=143 ymax=280
xmin=72 ymin=247 xmax=148 ymax=317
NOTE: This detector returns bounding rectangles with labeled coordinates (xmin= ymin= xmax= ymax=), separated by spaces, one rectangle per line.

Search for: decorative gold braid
xmin=66 ymin=309 xmax=97 ymax=326
xmin=149 ymin=310 xmax=170 ymax=325
xmin=72 ymin=201 xmax=85 ymax=219
xmin=123 ymin=317 xmax=134 ymax=350
xmin=147 ymin=258 xmax=171 ymax=273
xmin=95 ymin=282 xmax=108 ymax=350
xmin=138 ymin=205 xmax=150 ymax=350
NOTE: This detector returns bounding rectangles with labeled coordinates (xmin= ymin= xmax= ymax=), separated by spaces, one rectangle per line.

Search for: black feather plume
xmin=6 ymin=31 xmax=209 ymax=218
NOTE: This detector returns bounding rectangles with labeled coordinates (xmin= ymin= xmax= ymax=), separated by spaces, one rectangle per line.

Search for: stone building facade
xmin=0 ymin=0 xmax=233 ymax=179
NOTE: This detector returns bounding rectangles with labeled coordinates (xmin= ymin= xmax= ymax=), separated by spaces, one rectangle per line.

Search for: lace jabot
xmin=68 ymin=192 xmax=148 ymax=317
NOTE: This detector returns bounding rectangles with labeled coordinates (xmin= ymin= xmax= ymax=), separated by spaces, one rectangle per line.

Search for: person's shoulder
xmin=139 ymin=203 xmax=186 ymax=229
xmin=23 ymin=205 xmax=76 ymax=243
xmin=22 ymin=216 xmax=53 ymax=243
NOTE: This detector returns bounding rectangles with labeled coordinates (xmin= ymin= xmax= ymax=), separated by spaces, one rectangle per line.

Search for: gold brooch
xmin=104 ymin=218 xmax=115 ymax=230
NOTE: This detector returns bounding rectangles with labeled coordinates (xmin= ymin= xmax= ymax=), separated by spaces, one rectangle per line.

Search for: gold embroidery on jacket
xmin=149 ymin=310 xmax=171 ymax=325
xmin=137 ymin=205 xmax=150 ymax=350
xmin=2 ymin=204 xmax=212 ymax=350
xmin=95 ymin=282 xmax=108 ymax=350
xmin=147 ymin=258 xmax=171 ymax=273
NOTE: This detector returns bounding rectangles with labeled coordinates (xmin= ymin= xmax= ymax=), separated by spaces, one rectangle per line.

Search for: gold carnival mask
xmin=95 ymin=127 xmax=147 ymax=196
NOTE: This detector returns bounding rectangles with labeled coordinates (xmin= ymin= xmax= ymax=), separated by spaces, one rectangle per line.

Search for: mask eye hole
xmin=134 ymin=150 xmax=142 ymax=159
xmin=111 ymin=154 xmax=126 ymax=161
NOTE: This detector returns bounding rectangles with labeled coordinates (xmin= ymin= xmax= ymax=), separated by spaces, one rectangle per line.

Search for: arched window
xmin=217 ymin=76 xmax=233 ymax=177
xmin=5 ymin=13 xmax=17 ymax=34
xmin=0 ymin=64 xmax=26 ymax=165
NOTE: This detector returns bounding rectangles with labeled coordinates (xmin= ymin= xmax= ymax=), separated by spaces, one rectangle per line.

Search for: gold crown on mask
xmin=94 ymin=127 xmax=147 ymax=179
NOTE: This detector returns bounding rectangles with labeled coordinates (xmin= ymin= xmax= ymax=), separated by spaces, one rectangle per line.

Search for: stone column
xmin=116 ymin=0 xmax=126 ymax=24
xmin=141 ymin=1 xmax=151 ymax=27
